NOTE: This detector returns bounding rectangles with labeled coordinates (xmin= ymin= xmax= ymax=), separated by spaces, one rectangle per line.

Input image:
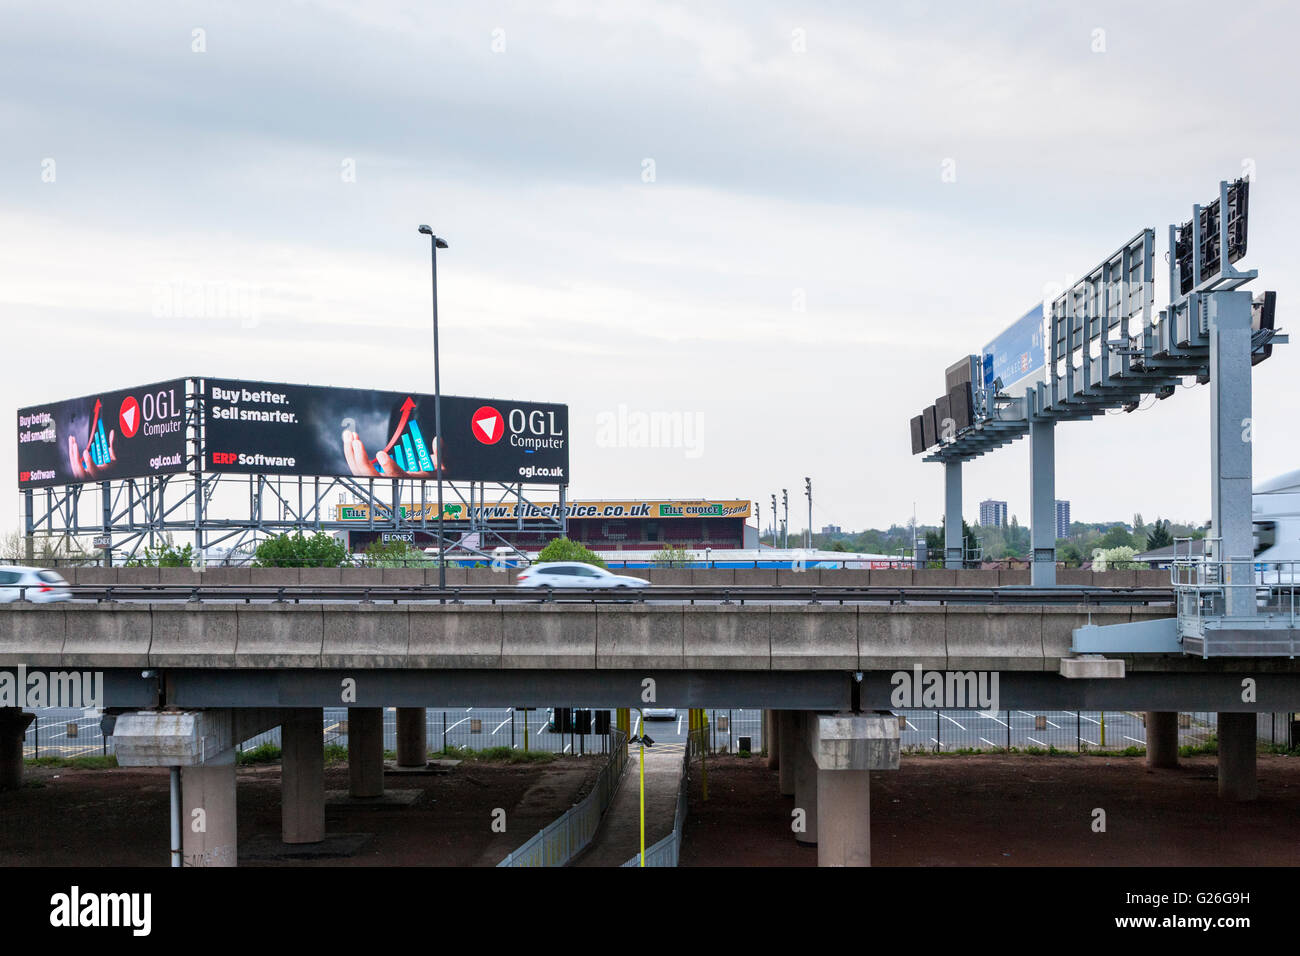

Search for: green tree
xmin=1098 ymin=526 xmax=1134 ymax=550
xmin=535 ymin=536 xmax=607 ymax=569
xmin=1094 ymin=545 xmax=1142 ymax=570
xmin=253 ymin=532 xmax=349 ymax=568
xmin=1145 ymin=518 xmax=1173 ymax=551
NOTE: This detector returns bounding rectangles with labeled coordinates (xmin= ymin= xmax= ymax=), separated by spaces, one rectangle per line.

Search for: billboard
xmin=202 ymin=379 xmax=568 ymax=484
xmin=335 ymin=499 xmax=752 ymax=522
xmin=17 ymin=380 xmax=188 ymax=488
xmin=982 ymin=304 xmax=1046 ymax=396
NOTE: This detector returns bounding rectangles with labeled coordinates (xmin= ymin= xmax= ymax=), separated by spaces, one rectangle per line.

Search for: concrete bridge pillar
xmin=777 ymin=711 xmax=797 ymax=796
xmin=1145 ymin=711 xmax=1179 ymax=769
xmin=181 ymin=749 xmax=238 ymax=866
xmin=817 ymin=768 xmax=871 ymax=866
xmin=396 ymin=707 xmax=427 ymax=767
xmin=348 ymin=707 xmax=385 ymax=798
xmin=281 ymin=708 xmax=325 ymax=844
xmin=805 ymin=712 xmax=900 ymax=867
xmin=0 ymin=709 xmax=34 ymax=792
xmin=764 ymin=710 xmax=779 ymax=769
xmin=1217 ymin=712 xmax=1258 ymax=801
xmin=793 ymin=712 xmax=819 ymax=847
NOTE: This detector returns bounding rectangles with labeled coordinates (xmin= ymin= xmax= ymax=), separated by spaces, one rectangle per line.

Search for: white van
xmin=1254 ymin=471 xmax=1300 ymax=589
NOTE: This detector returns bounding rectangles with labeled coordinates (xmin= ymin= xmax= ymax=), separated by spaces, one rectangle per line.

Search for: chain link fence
xmin=894 ymin=710 xmax=1239 ymax=753
xmin=21 ymin=707 xmax=1296 ymax=760
xmin=622 ymin=725 xmax=703 ymax=867
xmin=497 ymin=730 xmax=629 ymax=867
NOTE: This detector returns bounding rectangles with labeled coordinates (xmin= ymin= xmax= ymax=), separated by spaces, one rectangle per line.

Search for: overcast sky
xmin=3 ymin=0 xmax=1297 ymax=537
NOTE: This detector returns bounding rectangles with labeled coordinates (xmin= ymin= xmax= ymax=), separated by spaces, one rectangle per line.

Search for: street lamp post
xmin=418 ymin=225 xmax=449 ymax=591
xmin=770 ymin=494 xmax=777 ymax=549
xmin=805 ymin=477 xmax=812 ymax=550
xmin=782 ymin=489 xmax=789 ymax=550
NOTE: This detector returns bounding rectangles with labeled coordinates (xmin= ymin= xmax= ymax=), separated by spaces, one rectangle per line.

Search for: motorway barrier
xmin=41 ymin=583 xmax=1176 ymax=606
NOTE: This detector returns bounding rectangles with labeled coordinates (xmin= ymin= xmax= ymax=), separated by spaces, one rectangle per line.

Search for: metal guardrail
xmin=496 ymin=729 xmax=629 ymax=867
xmin=1172 ymin=536 xmax=1300 ymax=655
xmin=4 ymin=584 xmax=1178 ymax=606
xmin=622 ymin=726 xmax=703 ymax=867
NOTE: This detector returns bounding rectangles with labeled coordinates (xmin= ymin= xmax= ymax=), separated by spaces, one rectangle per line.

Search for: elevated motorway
xmin=5 ymin=580 xmax=1290 ymax=867
xmin=7 ymin=585 xmax=1298 ymax=715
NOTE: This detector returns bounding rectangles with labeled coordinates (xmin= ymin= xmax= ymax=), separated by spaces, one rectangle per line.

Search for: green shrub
xmin=363 ymin=539 xmax=436 ymax=567
xmin=236 ymin=743 xmax=281 ymax=765
xmin=536 ymin=537 xmax=607 ymax=569
xmin=253 ymin=532 xmax=348 ymax=568
xmin=652 ymin=545 xmax=692 ymax=568
xmin=126 ymin=543 xmax=194 ymax=567
xmin=25 ymin=755 xmax=118 ymax=769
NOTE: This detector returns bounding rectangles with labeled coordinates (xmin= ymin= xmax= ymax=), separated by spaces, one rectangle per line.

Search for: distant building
xmin=979 ymin=499 xmax=1008 ymax=529
xmin=821 ymin=524 xmax=842 ymax=535
xmin=1055 ymin=500 xmax=1071 ymax=539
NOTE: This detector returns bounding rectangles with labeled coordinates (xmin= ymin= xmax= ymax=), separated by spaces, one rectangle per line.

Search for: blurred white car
xmin=643 ymin=708 xmax=677 ymax=719
xmin=0 ymin=566 xmax=71 ymax=603
xmin=515 ymin=562 xmax=649 ymax=589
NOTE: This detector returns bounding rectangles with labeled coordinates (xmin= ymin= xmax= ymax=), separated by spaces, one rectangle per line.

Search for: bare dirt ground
xmin=0 ymin=757 xmax=602 ymax=867
xmin=680 ymin=754 xmax=1300 ymax=866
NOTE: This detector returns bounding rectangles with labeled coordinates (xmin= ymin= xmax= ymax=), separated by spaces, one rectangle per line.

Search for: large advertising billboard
xmin=202 ymin=378 xmax=568 ymax=484
xmin=17 ymin=380 xmax=188 ymax=488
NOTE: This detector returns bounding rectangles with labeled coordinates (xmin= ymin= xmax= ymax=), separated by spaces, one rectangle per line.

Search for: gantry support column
xmin=944 ymin=460 xmax=963 ymax=569
xmin=0 ymin=709 xmax=34 ymax=792
xmin=181 ymin=749 xmax=238 ymax=867
xmin=1030 ymin=418 xmax=1056 ymax=587
xmin=1145 ymin=711 xmax=1179 ymax=769
xmin=807 ymin=712 xmax=900 ymax=867
xmin=348 ymin=707 xmax=385 ymax=798
xmin=1217 ymin=712 xmax=1258 ymax=802
xmin=1207 ymin=291 xmax=1257 ymax=617
xmin=777 ymin=711 xmax=797 ymax=796
xmin=396 ymin=707 xmax=427 ymax=768
xmin=793 ymin=712 xmax=818 ymax=846
xmin=281 ymin=707 xmax=325 ymax=844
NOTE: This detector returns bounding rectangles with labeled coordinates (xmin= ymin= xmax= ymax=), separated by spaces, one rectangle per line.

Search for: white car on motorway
xmin=643 ymin=708 xmax=677 ymax=719
xmin=0 ymin=566 xmax=72 ymax=603
xmin=515 ymin=562 xmax=650 ymax=589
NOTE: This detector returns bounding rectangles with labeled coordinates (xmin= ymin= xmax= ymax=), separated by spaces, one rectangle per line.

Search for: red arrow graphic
xmin=370 ymin=397 xmax=417 ymax=466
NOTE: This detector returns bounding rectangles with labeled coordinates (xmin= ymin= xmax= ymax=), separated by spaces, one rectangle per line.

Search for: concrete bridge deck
xmin=1 ymin=601 xmax=1170 ymax=673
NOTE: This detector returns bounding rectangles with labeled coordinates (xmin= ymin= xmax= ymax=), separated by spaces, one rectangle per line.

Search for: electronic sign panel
xmin=910 ymin=415 xmax=925 ymax=455
xmin=921 ymin=405 xmax=937 ymax=450
xmin=17 ymin=380 xmax=188 ymax=487
xmin=202 ymin=379 xmax=568 ymax=484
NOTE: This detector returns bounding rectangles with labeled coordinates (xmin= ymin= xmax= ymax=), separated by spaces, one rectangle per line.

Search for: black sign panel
xmin=909 ymin=415 xmax=925 ymax=455
xmin=17 ymin=380 xmax=188 ymax=487
xmin=202 ymin=378 xmax=568 ymax=484
xmin=921 ymin=405 xmax=937 ymax=450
